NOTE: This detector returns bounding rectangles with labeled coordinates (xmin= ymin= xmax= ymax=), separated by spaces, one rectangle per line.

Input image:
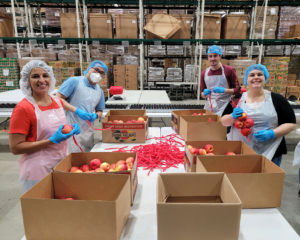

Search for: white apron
xmin=18 ymin=95 xmax=68 ymax=192
xmin=66 ymin=77 xmax=101 ymax=153
xmin=227 ymin=90 xmax=282 ymax=160
xmin=204 ymin=63 xmax=231 ymax=116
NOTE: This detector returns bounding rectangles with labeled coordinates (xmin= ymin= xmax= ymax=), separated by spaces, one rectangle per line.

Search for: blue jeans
xmin=272 ymin=155 xmax=282 ymax=167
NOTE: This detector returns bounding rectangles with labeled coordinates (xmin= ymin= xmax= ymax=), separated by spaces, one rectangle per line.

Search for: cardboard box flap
xmin=0 ymin=12 xmax=13 ymax=20
xmin=181 ymin=115 xmax=220 ymax=122
xmin=263 ymin=157 xmax=285 ymax=173
xmin=106 ymin=110 xmax=146 ymax=116
xmin=220 ymin=174 xmax=242 ymax=204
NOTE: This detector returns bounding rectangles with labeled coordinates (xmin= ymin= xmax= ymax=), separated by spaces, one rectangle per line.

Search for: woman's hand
xmin=49 ymin=124 xmax=81 ymax=144
xmin=232 ymin=107 xmax=244 ymax=120
xmin=254 ymin=129 xmax=275 ymax=142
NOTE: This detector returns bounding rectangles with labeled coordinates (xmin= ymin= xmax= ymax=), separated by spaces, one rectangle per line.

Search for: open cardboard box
xmin=21 ymin=172 xmax=130 ymax=240
xmin=184 ymin=140 xmax=257 ymax=172
xmin=102 ymin=115 xmax=149 ymax=143
xmin=171 ymin=109 xmax=214 ymax=134
xmin=54 ymin=152 xmax=138 ymax=205
xmin=105 ymin=109 xmax=146 ymax=117
xmin=196 ymin=155 xmax=285 ymax=209
xmin=157 ymin=173 xmax=242 ymax=240
xmin=179 ymin=115 xmax=226 ymax=141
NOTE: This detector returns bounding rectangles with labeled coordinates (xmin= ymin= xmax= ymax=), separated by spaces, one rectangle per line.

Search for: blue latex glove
xmin=253 ymin=129 xmax=275 ymax=142
xmin=232 ymin=107 xmax=244 ymax=119
xmin=75 ymin=108 xmax=91 ymax=121
xmin=89 ymin=113 xmax=98 ymax=123
xmin=49 ymin=124 xmax=81 ymax=144
xmin=203 ymin=89 xmax=212 ymax=97
xmin=213 ymin=87 xmax=225 ymax=93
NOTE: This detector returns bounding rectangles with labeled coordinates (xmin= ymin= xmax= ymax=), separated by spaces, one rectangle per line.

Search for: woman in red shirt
xmin=9 ymin=60 xmax=91 ymax=192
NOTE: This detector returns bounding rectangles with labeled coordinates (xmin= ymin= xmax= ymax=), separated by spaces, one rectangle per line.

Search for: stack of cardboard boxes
xmin=114 ymin=65 xmax=138 ymax=90
xmin=286 ymin=74 xmax=300 ymax=99
xmin=254 ymin=6 xmax=279 ymax=39
xmin=228 ymin=59 xmax=257 ymax=84
xmin=0 ymin=58 xmax=19 ymax=92
xmin=0 ymin=13 xmax=14 ymax=37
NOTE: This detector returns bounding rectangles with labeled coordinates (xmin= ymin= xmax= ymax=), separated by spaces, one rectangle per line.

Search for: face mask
xmin=90 ymin=73 xmax=102 ymax=83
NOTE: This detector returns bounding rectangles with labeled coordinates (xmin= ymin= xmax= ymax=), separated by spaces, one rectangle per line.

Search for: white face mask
xmin=90 ymin=73 xmax=102 ymax=83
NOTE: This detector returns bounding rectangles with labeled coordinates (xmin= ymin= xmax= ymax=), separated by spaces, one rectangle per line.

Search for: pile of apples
xmin=69 ymin=157 xmax=135 ymax=173
xmin=192 ymin=113 xmax=206 ymax=116
xmin=234 ymin=112 xmax=254 ymax=137
xmin=108 ymin=117 xmax=145 ymax=124
xmin=187 ymin=144 xmax=235 ymax=156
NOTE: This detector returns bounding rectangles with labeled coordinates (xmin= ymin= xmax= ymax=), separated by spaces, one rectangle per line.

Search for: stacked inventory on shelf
xmin=167 ymin=46 xmax=184 ymax=56
xmin=184 ymin=65 xmax=194 ymax=82
xmin=228 ymin=59 xmax=257 ymax=84
xmin=148 ymin=67 xmax=164 ymax=82
xmin=0 ymin=58 xmax=20 ymax=92
xmin=225 ymin=46 xmax=242 ymax=56
xmin=278 ymin=7 xmax=300 ymax=39
xmin=285 ymin=46 xmax=300 ymax=56
xmin=45 ymin=8 xmax=61 ymax=27
xmin=116 ymin=55 xmax=139 ymax=65
xmin=166 ymin=68 xmax=182 ymax=82
xmin=265 ymin=46 xmax=284 ymax=56
xmin=254 ymin=6 xmax=279 ymax=39
xmin=149 ymin=46 xmax=166 ymax=56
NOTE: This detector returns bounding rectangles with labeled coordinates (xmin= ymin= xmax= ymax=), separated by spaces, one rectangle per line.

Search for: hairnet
xmin=20 ymin=60 xmax=56 ymax=96
xmin=207 ymin=45 xmax=222 ymax=56
xmin=244 ymin=64 xmax=269 ymax=85
xmin=87 ymin=60 xmax=108 ymax=74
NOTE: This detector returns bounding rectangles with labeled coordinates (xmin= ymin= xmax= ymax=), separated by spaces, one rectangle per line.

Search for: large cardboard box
xmin=102 ymin=116 xmax=149 ymax=143
xmin=144 ymin=14 xmax=157 ymax=39
xmin=106 ymin=109 xmax=146 ymax=117
xmin=144 ymin=12 xmax=181 ymax=40
xmin=54 ymin=152 xmax=138 ymax=205
xmin=221 ymin=14 xmax=248 ymax=39
xmin=89 ymin=14 xmax=113 ymax=38
xmin=286 ymin=92 xmax=299 ymax=99
xmin=115 ymin=14 xmax=138 ymax=39
xmin=287 ymin=74 xmax=297 ymax=80
xmin=196 ymin=155 xmax=285 ymax=209
xmin=0 ymin=13 xmax=14 ymax=37
xmin=125 ymin=65 xmax=138 ymax=77
xmin=126 ymin=76 xmax=138 ymax=90
xmin=286 ymin=86 xmax=300 ymax=92
xmin=60 ymin=13 xmax=84 ymax=38
xmin=21 ymin=172 xmax=130 ymax=240
xmin=179 ymin=115 xmax=227 ymax=141
xmin=287 ymin=80 xmax=296 ymax=86
xmin=184 ymin=140 xmax=257 ymax=172
xmin=199 ymin=14 xmax=222 ymax=39
xmin=171 ymin=109 xmax=214 ymax=134
xmin=295 ymin=80 xmax=300 ymax=86
xmin=170 ymin=14 xmax=192 ymax=39
xmin=157 ymin=173 xmax=242 ymax=240
xmin=290 ymin=24 xmax=300 ymax=37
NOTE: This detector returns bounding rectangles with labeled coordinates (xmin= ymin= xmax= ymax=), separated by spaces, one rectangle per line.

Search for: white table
xmin=156 ymin=82 xmax=197 ymax=85
xmin=139 ymin=90 xmax=171 ymax=104
xmin=296 ymin=129 xmax=300 ymax=135
xmin=105 ymin=90 xmax=142 ymax=105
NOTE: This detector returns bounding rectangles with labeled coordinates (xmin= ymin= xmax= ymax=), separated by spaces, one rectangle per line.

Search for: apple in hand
xmin=226 ymin=152 xmax=235 ymax=155
xmin=62 ymin=125 xmax=73 ymax=134
xmin=90 ymin=159 xmax=102 ymax=170
xmin=203 ymin=144 xmax=214 ymax=153
xmin=100 ymin=162 xmax=110 ymax=172
xmin=199 ymin=149 xmax=207 ymax=155
xmin=70 ymin=166 xmax=80 ymax=172
xmin=244 ymin=118 xmax=254 ymax=128
xmin=237 ymin=112 xmax=247 ymax=122
xmin=241 ymin=127 xmax=252 ymax=136
xmin=234 ymin=120 xmax=244 ymax=129
xmin=80 ymin=165 xmax=90 ymax=172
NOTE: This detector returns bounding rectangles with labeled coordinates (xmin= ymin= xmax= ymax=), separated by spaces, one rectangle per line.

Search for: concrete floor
xmin=0 ymin=103 xmax=300 ymax=239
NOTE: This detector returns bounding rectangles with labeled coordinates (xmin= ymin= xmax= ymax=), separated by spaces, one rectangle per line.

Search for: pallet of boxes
xmin=286 ymin=74 xmax=300 ymax=100
xmin=0 ymin=58 xmax=20 ymax=92
xmin=113 ymin=65 xmax=138 ymax=90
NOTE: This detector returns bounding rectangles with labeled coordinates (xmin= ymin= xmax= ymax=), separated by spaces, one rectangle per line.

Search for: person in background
xmin=9 ymin=60 xmax=83 ymax=192
xmin=56 ymin=60 xmax=107 ymax=153
xmin=221 ymin=64 xmax=296 ymax=167
xmin=201 ymin=45 xmax=241 ymax=116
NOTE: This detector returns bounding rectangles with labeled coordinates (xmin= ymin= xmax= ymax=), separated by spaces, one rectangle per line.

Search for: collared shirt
xmin=58 ymin=76 xmax=105 ymax=111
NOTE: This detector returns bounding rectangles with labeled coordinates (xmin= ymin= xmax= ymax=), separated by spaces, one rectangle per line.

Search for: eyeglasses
xmin=93 ymin=67 xmax=105 ymax=75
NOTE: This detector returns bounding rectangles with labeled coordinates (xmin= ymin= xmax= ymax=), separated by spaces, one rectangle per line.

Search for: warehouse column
xmin=139 ymin=0 xmax=144 ymax=91
xmin=82 ymin=0 xmax=91 ymax=62
xmin=38 ymin=4 xmax=44 ymax=48
xmin=259 ymin=0 xmax=269 ymax=64
xmin=10 ymin=0 xmax=21 ymax=58
xmin=194 ymin=0 xmax=201 ymax=90
xmin=197 ymin=0 xmax=205 ymax=101
xmin=75 ymin=0 xmax=83 ymax=75
xmin=249 ymin=0 xmax=258 ymax=59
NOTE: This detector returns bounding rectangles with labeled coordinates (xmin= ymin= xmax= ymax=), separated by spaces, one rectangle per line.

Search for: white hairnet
xmin=20 ymin=60 xmax=56 ymax=96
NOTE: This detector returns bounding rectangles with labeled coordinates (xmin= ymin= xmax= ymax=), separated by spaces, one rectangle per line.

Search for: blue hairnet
xmin=207 ymin=45 xmax=222 ymax=56
xmin=244 ymin=64 xmax=269 ymax=85
xmin=87 ymin=60 xmax=108 ymax=74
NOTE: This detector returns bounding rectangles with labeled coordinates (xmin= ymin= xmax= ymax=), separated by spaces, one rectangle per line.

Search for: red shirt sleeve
xmin=224 ymin=65 xmax=241 ymax=95
xmin=200 ymin=70 xmax=207 ymax=93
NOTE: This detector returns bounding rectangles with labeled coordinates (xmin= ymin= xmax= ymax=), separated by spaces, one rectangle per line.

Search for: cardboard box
xmin=144 ymin=12 xmax=181 ymax=40
xmin=276 ymin=62 xmax=288 ymax=70
xmin=288 ymin=74 xmax=297 ymax=80
xmin=171 ymin=109 xmax=214 ymax=134
xmin=295 ymin=80 xmax=300 ymax=86
xmin=114 ymin=65 xmax=126 ymax=75
xmin=125 ymin=65 xmax=138 ymax=77
xmin=157 ymin=173 xmax=242 ymax=240
xmin=125 ymin=76 xmax=138 ymax=90
xmin=196 ymin=155 xmax=285 ymax=208
xmin=106 ymin=110 xmax=146 ymax=117
xmin=286 ymin=92 xmax=299 ymax=99
xmin=221 ymin=14 xmax=248 ymax=39
xmin=89 ymin=14 xmax=113 ymax=38
xmin=287 ymin=80 xmax=296 ymax=86
xmin=184 ymin=140 xmax=257 ymax=172
xmin=179 ymin=115 xmax=227 ymax=141
xmin=286 ymin=86 xmax=300 ymax=92
xmin=0 ymin=13 xmax=14 ymax=37
xmin=290 ymin=24 xmax=300 ymax=37
xmin=60 ymin=13 xmax=84 ymax=38
xmin=114 ymin=80 xmax=126 ymax=88
xmin=170 ymin=14 xmax=192 ymax=39
xmin=115 ymin=14 xmax=138 ymax=39
xmin=54 ymin=152 xmax=138 ymax=205
xmin=199 ymin=14 xmax=222 ymax=39
xmin=144 ymin=14 xmax=157 ymax=39
xmin=21 ymin=172 xmax=131 ymax=240
xmin=102 ymin=116 xmax=149 ymax=143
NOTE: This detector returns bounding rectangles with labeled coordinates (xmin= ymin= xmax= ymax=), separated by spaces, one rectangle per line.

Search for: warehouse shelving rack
xmin=1 ymin=0 xmax=300 ymax=100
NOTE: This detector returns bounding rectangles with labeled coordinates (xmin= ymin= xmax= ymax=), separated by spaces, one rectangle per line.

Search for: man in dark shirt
xmin=201 ymin=45 xmax=241 ymax=116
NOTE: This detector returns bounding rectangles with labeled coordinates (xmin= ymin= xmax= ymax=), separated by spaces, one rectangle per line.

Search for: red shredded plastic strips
xmin=208 ymin=117 xmax=214 ymax=123
xmin=209 ymin=92 xmax=213 ymax=112
xmin=104 ymin=134 xmax=185 ymax=176
xmin=73 ymin=135 xmax=83 ymax=152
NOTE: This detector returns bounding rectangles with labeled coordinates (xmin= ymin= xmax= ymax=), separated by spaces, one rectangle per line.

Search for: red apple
xmin=126 ymin=157 xmax=135 ymax=164
xmin=90 ymin=159 xmax=102 ymax=170
xmin=108 ymin=169 xmax=115 ymax=172
xmin=226 ymin=152 xmax=235 ymax=155
xmin=194 ymin=149 xmax=199 ymax=155
xmin=90 ymin=170 xmax=96 ymax=172
xmin=126 ymin=121 xmax=132 ymax=123
xmin=244 ymin=118 xmax=254 ymax=128
xmin=95 ymin=168 xmax=105 ymax=172
xmin=198 ymin=113 xmax=203 ymax=115
xmin=131 ymin=119 xmax=137 ymax=123
xmin=241 ymin=127 xmax=252 ymax=137
xmin=116 ymin=163 xmax=128 ymax=171
xmin=190 ymin=148 xmax=197 ymax=154
xmin=234 ymin=120 xmax=244 ymax=129
xmin=207 ymin=153 xmax=214 ymax=155
xmin=187 ymin=145 xmax=193 ymax=150
xmin=65 ymin=198 xmax=75 ymax=200
xmin=199 ymin=149 xmax=207 ymax=155
xmin=192 ymin=113 xmax=198 ymax=116
xmin=73 ymin=169 xmax=82 ymax=173
xmin=109 ymin=164 xmax=116 ymax=170
xmin=113 ymin=120 xmax=119 ymax=124
xmin=62 ymin=125 xmax=72 ymax=134
xmin=137 ymin=117 xmax=145 ymax=123
xmin=203 ymin=144 xmax=214 ymax=153
xmin=237 ymin=112 xmax=247 ymax=122
xmin=118 ymin=120 xmax=124 ymax=123
xmin=70 ymin=166 xmax=80 ymax=172
xmin=100 ymin=162 xmax=110 ymax=172
xmin=127 ymin=162 xmax=133 ymax=169
xmin=80 ymin=165 xmax=90 ymax=172
xmin=116 ymin=160 xmax=126 ymax=167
